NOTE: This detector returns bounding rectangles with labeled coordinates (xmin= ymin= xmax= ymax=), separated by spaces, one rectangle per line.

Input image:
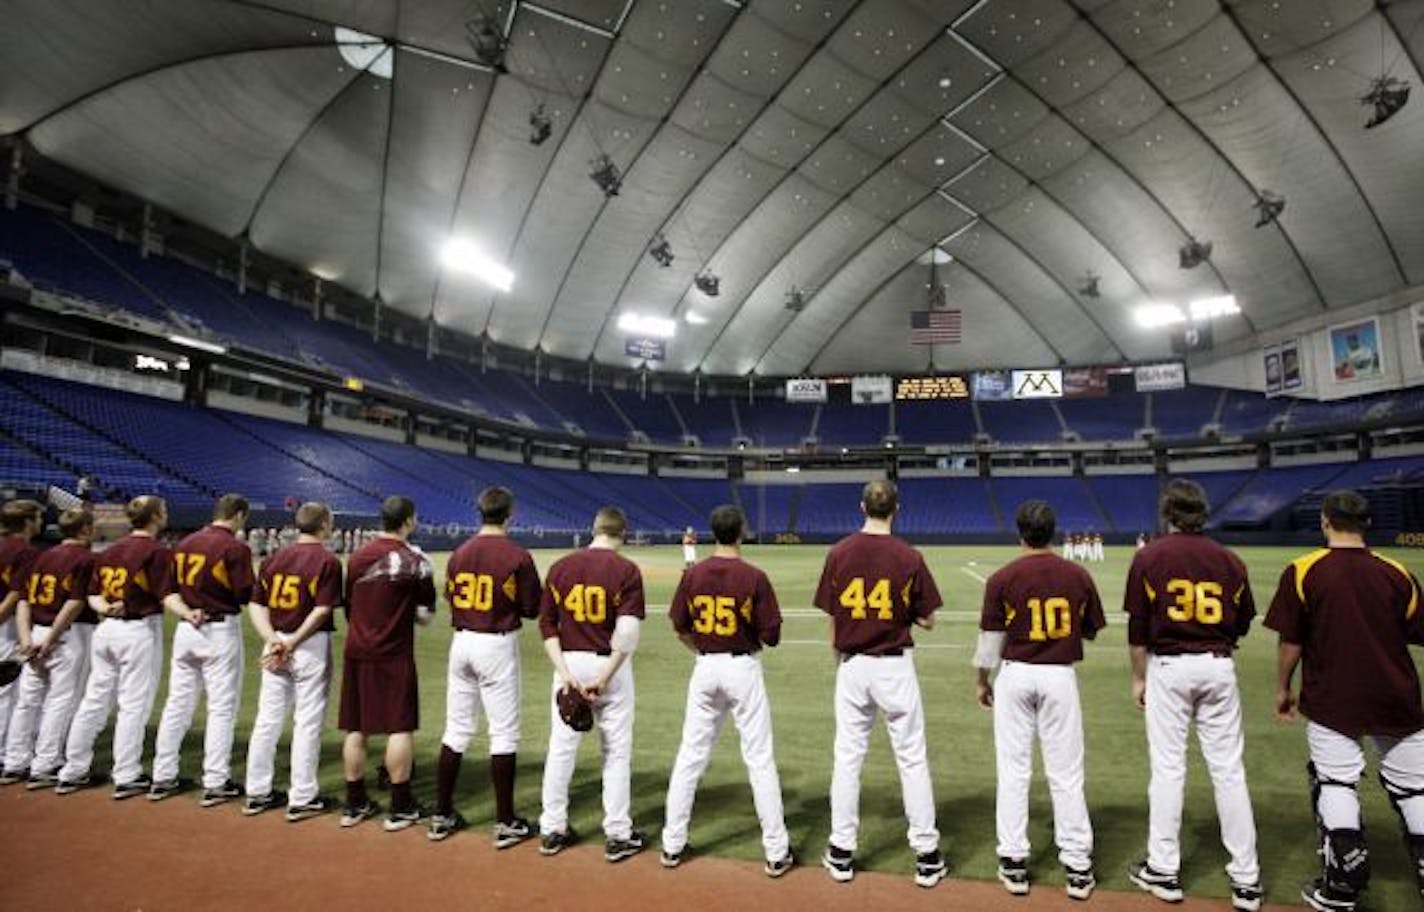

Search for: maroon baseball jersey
xmin=1265 ymin=547 xmax=1424 ymax=739
xmin=24 ymin=542 xmax=98 ymax=626
xmin=1124 ymin=532 xmax=1255 ymax=655
xmin=981 ymin=551 xmax=1105 ymax=664
xmin=444 ymin=534 xmax=540 ymax=634
xmin=344 ymin=536 xmax=436 ymax=660
xmin=814 ymin=532 xmax=942 ymax=656
xmin=0 ymin=535 xmax=38 ymax=597
xmin=173 ymin=524 xmax=255 ymax=618
xmin=256 ymin=541 xmax=343 ymax=634
xmin=537 ymin=547 xmax=645 ymax=652
xmin=669 ymin=555 xmax=782 ymax=654
xmin=89 ymin=532 xmax=175 ymax=619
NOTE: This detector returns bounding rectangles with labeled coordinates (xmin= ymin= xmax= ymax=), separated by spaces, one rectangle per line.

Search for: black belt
xmin=842 ymin=648 xmax=905 ymax=661
xmin=699 ymin=650 xmax=754 ymax=657
xmin=1158 ymin=648 xmax=1232 ymax=659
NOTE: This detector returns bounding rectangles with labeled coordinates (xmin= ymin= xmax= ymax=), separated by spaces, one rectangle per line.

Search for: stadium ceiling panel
xmin=5 ymin=0 xmax=1423 ymax=375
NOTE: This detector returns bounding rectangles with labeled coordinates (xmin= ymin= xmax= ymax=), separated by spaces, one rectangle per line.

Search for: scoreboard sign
xmin=895 ymin=375 xmax=970 ymax=400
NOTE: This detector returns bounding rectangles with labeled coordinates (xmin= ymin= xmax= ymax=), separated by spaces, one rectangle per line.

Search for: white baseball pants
xmin=539 ymin=651 xmax=635 ymax=841
xmin=662 ymin=653 xmax=789 ymax=862
xmin=1145 ymin=653 xmax=1259 ymax=883
xmin=152 ymin=616 xmax=245 ymax=789
xmin=0 ymin=619 xmax=16 ymax=752
xmin=244 ymin=631 xmax=330 ymax=805
xmin=1309 ymin=722 xmax=1424 ymax=833
xmin=3 ymin=623 xmax=92 ymax=775
xmin=60 ymin=615 xmax=163 ymax=784
xmin=994 ymin=661 xmax=1093 ymax=870
xmin=441 ymin=630 xmax=521 ymax=756
xmin=829 ymin=651 xmax=940 ymax=854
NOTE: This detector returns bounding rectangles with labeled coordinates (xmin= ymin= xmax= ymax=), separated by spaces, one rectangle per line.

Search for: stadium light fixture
xmin=440 ymin=239 xmax=514 ymax=292
xmin=1188 ymin=295 xmax=1239 ymax=320
xmin=1133 ymin=303 xmax=1186 ymax=329
xmin=617 ymin=312 xmax=676 ymax=339
xmin=685 ymin=311 xmax=709 ymax=325
xmin=166 ymin=334 xmax=227 ymax=354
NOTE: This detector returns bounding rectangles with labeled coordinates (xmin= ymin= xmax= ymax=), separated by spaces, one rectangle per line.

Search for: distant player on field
xmin=149 ymin=493 xmax=254 ymax=806
xmin=339 ymin=495 xmax=437 ymax=832
xmin=243 ymin=501 xmax=343 ymax=822
xmin=428 ymin=486 xmax=540 ymax=847
xmin=661 ymin=504 xmax=792 ymax=876
xmin=1 ymin=509 xmax=97 ymax=788
xmin=681 ymin=526 xmax=697 ymax=569
xmin=976 ymin=500 xmax=1103 ymax=900
xmin=59 ymin=496 xmax=198 ymax=798
xmin=1266 ymin=490 xmax=1424 ymax=912
xmin=816 ymin=479 xmax=947 ymax=888
xmin=1124 ymin=480 xmax=1261 ymax=911
xmin=537 ymin=506 xmax=647 ymax=862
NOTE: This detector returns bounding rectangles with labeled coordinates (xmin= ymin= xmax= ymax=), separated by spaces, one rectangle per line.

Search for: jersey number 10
xmin=1027 ymin=597 xmax=1072 ymax=641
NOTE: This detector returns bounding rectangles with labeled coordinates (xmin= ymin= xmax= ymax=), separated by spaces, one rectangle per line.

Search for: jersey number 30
xmin=449 ymin=572 xmax=494 ymax=612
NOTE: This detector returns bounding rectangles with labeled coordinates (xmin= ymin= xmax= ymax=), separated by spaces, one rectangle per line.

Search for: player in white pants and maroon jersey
xmin=1125 ymin=479 xmax=1262 ymax=911
xmin=538 ymin=506 xmax=646 ymax=862
xmin=661 ymin=504 xmax=791 ymax=876
xmin=149 ymin=494 xmax=254 ymax=806
xmin=975 ymin=499 xmax=1104 ymax=900
xmin=1 ymin=509 xmax=96 ymax=788
xmin=243 ymin=502 xmax=343 ymax=821
xmin=1266 ymin=490 xmax=1424 ymax=912
xmin=59 ymin=496 xmax=199 ymax=798
xmin=428 ymin=485 xmax=541 ymax=847
xmin=815 ymin=479 xmax=947 ymax=888
xmin=0 ymin=499 xmax=43 ymax=760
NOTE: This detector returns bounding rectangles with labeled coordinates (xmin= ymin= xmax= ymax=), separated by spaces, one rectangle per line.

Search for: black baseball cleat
xmin=915 ymin=849 xmax=948 ymax=888
xmin=660 ymin=849 xmax=684 ymax=869
xmin=0 ymin=767 xmax=29 ymax=786
xmin=493 ymin=816 xmax=533 ymax=849
xmin=1301 ymin=878 xmax=1359 ymax=912
xmin=112 ymin=775 xmax=152 ymax=801
xmin=822 ymin=844 xmax=854 ymax=883
xmin=383 ymin=804 xmax=427 ymax=833
xmin=765 ymin=850 xmax=795 ymax=879
xmin=285 ymin=796 xmax=333 ymax=823
xmin=1128 ymin=859 xmax=1184 ymax=903
xmin=998 ymin=856 xmax=1030 ymax=895
xmin=25 ymin=771 xmax=59 ymax=791
xmin=200 ymin=780 xmax=242 ymax=807
xmin=243 ymin=791 xmax=287 ymax=817
xmin=339 ymin=799 xmax=380 ymax=828
xmin=1230 ymin=879 xmax=1263 ymax=912
xmin=55 ymin=774 xmax=96 ymax=795
xmin=148 ymin=778 xmax=191 ymax=802
xmin=605 ymin=830 xmax=646 ymax=863
xmin=1066 ymin=866 xmax=1096 ymax=901
xmin=427 ymin=811 xmax=467 ymax=842
xmin=540 ymin=827 xmax=577 ymax=856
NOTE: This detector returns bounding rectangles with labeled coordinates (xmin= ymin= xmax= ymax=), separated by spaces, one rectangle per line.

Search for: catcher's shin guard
xmin=1379 ymin=772 xmax=1424 ymax=892
xmin=1321 ymin=829 xmax=1371 ymax=896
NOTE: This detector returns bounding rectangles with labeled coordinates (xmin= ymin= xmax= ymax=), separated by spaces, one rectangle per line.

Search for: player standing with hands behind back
xmin=816 ymin=479 xmax=947 ymax=888
xmin=975 ymin=500 xmax=1103 ymax=900
xmin=339 ymin=496 xmax=436 ymax=832
xmin=1123 ymin=480 xmax=1261 ymax=911
xmin=538 ymin=506 xmax=647 ymax=862
xmin=243 ymin=501 xmax=343 ymax=821
xmin=661 ymin=504 xmax=792 ymax=876
xmin=1266 ymin=490 xmax=1424 ymax=912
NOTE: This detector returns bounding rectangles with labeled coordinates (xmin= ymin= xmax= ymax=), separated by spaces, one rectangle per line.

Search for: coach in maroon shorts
xmin=339 ymin=496 xmax=437 ymax=832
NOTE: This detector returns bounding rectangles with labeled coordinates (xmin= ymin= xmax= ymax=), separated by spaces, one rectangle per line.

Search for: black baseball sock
xmin=436 ymin=745 xmax=462 ymax=817
xmin=490 ymin=753 xmax=516 ymax=823
xmin=391 ymin=780 xmax=413 ymax=814
xmin=345 ymin=778 xmax=368 ymax=808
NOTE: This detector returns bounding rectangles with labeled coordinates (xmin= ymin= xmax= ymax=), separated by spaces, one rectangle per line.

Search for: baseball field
xmin=61 ymin=543 xmax=1424 ymax=907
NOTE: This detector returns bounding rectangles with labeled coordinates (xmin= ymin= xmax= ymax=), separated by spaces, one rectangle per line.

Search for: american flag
xmin=910 ymin=309 xmax=962 ymax=344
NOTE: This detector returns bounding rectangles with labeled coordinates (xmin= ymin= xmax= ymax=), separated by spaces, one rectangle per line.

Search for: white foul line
xmin=960 ymin=566 xmax=987 ymax=584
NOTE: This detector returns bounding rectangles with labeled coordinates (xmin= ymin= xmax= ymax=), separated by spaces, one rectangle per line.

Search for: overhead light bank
xmin=617 ymin=312 xmax=677 ymax=339
xmin=441 ymin=239 xmax=515 ymax=292
xmin=1134 ymin=295 xmax=1240 ymax=329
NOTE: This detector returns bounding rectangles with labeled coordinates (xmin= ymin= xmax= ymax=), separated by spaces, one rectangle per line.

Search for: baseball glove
xmin=557 ymin=685 xmax=594 ymax=732
xmin=0 ymin=659 xmax=21 ymax=686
